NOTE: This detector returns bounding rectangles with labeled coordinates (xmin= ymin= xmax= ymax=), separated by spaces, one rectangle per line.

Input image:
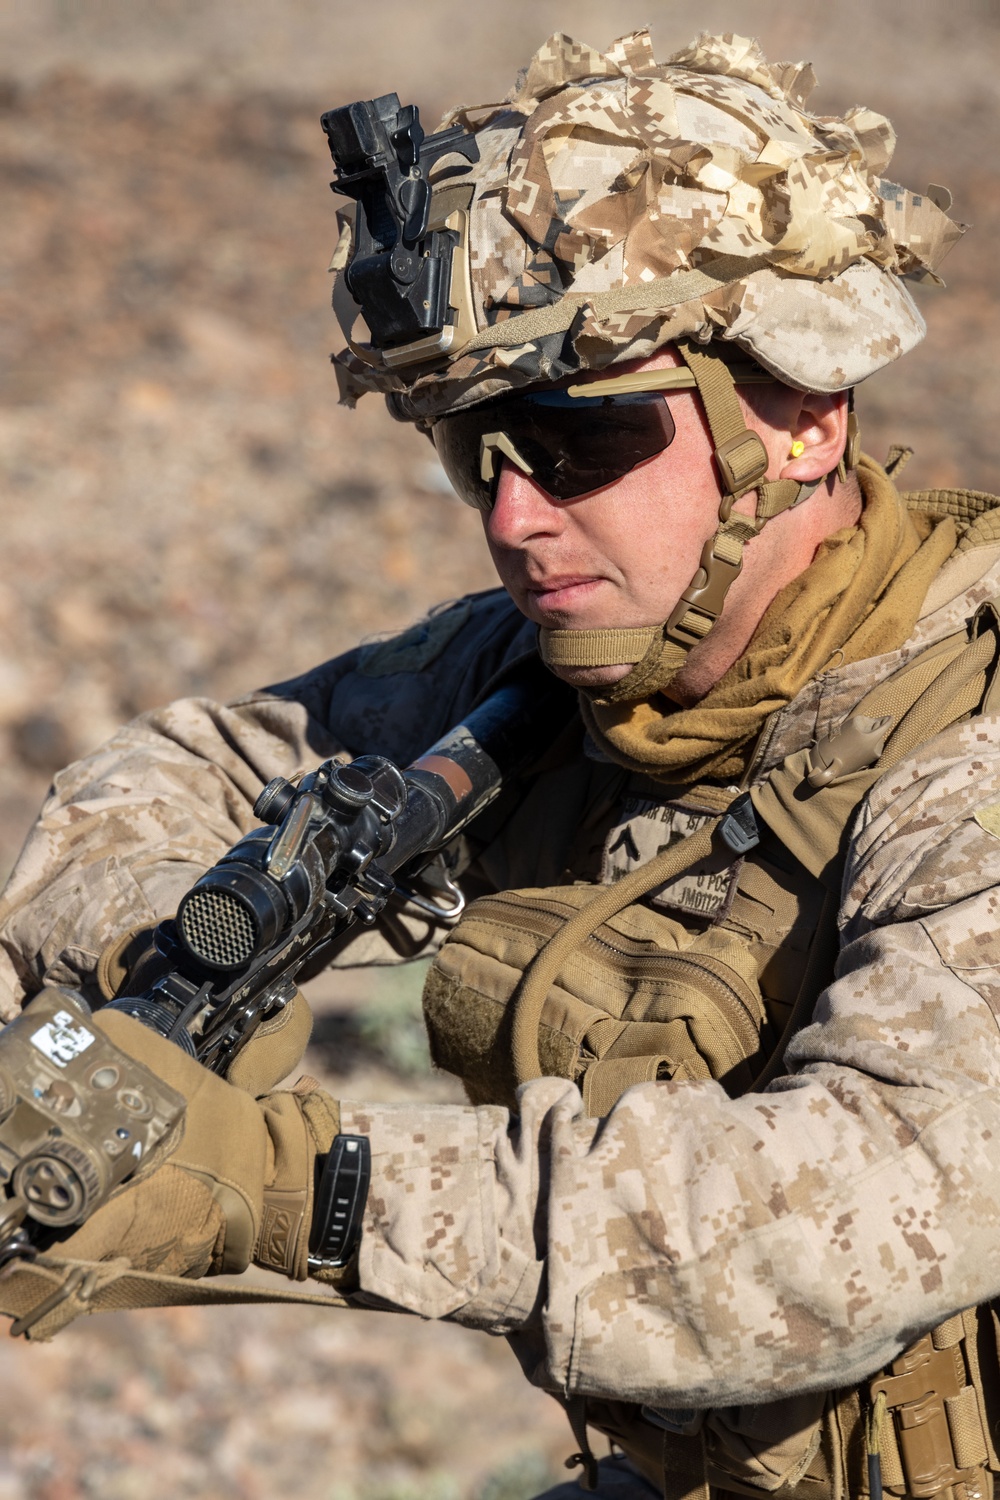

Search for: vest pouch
xmin=867 ymin=1307 xmax=999 ymax=1500
xmin=422 ymin=884 xmax=771 ymax=1115
xmin=579 ymin=1392 xmax=829 ymax=1500
xmin=702 ymin=1395 xmax=828 ymax=1496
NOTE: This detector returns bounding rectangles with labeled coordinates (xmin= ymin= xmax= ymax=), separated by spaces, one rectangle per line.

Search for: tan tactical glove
xmin=0 ymin=1012 xmax=350 ymax=1341
xmin=70 ymin=1011 xmax=342 ymax=1276
xmin=97 ymin=921 xmax=314 ymax=1096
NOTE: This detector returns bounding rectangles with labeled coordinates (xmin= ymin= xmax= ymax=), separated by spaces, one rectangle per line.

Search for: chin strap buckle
xmin=665 ymin=528 xmax=746 ymax=649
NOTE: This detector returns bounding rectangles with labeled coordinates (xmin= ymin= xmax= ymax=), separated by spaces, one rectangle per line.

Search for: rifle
xmin=0 ymin=660 xmax=575 ymax=1263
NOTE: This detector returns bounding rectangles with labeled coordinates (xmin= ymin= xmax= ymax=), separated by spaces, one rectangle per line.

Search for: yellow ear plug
xmin=789 ymin=440 xmax=805 ymax=458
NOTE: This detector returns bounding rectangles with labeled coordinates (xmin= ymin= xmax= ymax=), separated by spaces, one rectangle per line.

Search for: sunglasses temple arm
xmin=480 ymin=431 xmax=535 ymax=486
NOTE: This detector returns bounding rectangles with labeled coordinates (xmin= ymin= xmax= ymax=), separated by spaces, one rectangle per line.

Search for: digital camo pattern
xmin=333 ymin=29 xmax=964 ymax=416
xmin=344 ymin=705 xmax=1000 ymax=1414
xmin=2 ymin=542 xmax=1000 ymax=1429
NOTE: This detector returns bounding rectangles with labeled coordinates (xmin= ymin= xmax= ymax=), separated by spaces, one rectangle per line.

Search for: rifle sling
xmin=0 ymin=1253 xmax=352 ymax=1341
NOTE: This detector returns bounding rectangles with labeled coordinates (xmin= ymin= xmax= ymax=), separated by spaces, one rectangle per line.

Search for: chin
xmin=547 ymin=663 xmax=634 ymax=689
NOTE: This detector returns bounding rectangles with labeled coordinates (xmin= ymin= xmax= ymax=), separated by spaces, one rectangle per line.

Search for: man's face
xmin=481 ymin=348 xmax=854 ymax=696
xmin=483 ymin=353 xmax=723 ymax=641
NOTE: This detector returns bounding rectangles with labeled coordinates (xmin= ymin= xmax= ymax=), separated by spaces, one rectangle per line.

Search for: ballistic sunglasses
xmin=430 ymin=363 xmax=774 ymax=512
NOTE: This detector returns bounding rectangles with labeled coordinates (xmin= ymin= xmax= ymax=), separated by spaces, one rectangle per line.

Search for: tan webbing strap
xmin=750 ymin=632 xmax=977 ymax=883
xmin=539 ymin=625 xmax=660 ymax=670
xmin=650 ymin=343 xmax=776 ymax=656
xmin=880 ymin=626 xmax=995 ymax=767
xmin=756 ymin=477 xmax=817 ymax=522
xmin=0 ymin=1254 xmax=352 ymax=1341
xmin=847 ymin=633 xmax=969 ymax=724
xmin=517 ymin=613 xmax=1000 ymax=1091
xmin=677 ymin=341 xmax=817 ymax=523
xmin=594 ymin=631 xmax=689 ymax=704
xmin=679 ymin=341 xmax=748 ymax=445
xmin=582 ymin=1054 xmax=679 ymax=1118
xmin=751 ymin=622 xmax=1000 ymax=1087
xmin=678 ymin=342 xmax=769 ymax=502
xmin=462 ymin=255 xmax=771 ymax=355
xmin=715 ymin=515 xmax=758 ymax=560
xmin=960 ymin=1306 xmax=1000 ymax=1471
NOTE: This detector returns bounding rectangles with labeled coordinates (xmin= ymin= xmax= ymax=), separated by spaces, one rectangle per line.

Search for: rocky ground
xmin=0 ymin=3 xmax=998 ymax=1497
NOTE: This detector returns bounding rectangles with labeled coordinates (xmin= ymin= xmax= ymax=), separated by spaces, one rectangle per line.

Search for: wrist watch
xmin=307 ymin=1133 xmax=371 ymax=1272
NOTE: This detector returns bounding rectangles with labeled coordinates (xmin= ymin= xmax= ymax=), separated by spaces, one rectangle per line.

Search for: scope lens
xmin=176 ymin=863 xmax=290 ymax=973
xmin=179 ymin=888 xmax=258 ymax=969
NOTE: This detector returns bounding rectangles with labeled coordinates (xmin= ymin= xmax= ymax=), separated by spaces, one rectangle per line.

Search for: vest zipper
xmin=589 ymin=933 xmax=762 ymax=1063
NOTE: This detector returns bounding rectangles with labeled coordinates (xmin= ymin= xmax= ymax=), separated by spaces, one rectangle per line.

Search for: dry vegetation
xmin=0 ymin=3 xmax=998 ymax=1496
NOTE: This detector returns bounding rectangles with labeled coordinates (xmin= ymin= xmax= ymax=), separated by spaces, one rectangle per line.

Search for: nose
xmin=485 ymin=461 xmax=564 ymax=550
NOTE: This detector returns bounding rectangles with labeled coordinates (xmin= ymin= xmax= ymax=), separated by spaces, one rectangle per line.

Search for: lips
xmin=525 ymin=575 xmax=606 ymax=615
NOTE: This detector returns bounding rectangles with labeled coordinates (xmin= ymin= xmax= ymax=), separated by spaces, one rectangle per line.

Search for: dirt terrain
xmin=0 ymin=3 xmax=998 ymax=1497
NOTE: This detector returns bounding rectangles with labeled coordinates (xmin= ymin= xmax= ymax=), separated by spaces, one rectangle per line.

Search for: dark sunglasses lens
xmin=432 ymin=392 xmax=676 ymax=510
xmin=431 ymin=406 xmax=494 ymax=511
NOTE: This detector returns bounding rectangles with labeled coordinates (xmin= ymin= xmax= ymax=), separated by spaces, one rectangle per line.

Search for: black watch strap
xmin=308 ymin=1134 xmax=371 ymax=1271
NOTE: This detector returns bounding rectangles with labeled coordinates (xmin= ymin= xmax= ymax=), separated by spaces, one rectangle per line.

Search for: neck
xmin=666 ymin=472 xmax=864 ymax=706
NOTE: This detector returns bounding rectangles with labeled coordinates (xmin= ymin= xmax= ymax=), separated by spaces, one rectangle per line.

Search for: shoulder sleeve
xmin=0 ymin=591 xmax=533 ymax=1013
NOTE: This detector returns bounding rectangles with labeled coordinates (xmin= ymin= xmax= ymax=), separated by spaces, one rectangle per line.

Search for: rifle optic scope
xmin=175 ymin=760 xmax=400 ymax=973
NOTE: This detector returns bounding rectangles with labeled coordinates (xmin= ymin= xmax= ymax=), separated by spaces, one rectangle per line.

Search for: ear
xmin=781 ymin=390 xmax=849 ymax=482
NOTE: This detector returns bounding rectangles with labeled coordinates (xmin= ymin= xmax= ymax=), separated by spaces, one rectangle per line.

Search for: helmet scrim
xmin=329 ymin=29 xmax=963 ymax=421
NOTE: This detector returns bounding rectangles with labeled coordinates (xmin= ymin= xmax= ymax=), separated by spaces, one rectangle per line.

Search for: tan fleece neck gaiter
xmin=580 ymin=456 xmax=958 ymax=785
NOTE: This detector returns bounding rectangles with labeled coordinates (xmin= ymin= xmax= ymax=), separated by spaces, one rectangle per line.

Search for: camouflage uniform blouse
xmin=2 ymin=541 xmax=1000 ymax=1413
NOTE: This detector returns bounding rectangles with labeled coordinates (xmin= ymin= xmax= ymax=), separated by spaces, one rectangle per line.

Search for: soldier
xmin=0 ymin=27 xmax=998 ymax=1500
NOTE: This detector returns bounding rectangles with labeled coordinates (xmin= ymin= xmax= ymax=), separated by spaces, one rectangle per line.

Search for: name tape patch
xmin=602 ymin=798 xmax=737 ymax=919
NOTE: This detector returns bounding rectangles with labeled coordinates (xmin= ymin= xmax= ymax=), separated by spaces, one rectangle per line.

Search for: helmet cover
xmin=330 ymin=29 xmax=964 ymax=418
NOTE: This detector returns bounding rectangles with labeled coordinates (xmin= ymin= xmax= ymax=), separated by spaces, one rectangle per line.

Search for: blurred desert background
xmin=0 ymin=2 xmax=998 ymax=1496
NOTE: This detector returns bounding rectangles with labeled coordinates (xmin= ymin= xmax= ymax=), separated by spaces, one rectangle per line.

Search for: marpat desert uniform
xmin=0 ymin=28 xmax=996 ymax=1500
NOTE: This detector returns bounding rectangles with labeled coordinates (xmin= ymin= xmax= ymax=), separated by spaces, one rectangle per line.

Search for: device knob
xmin=325 ymin=764 xmax=374 ymax=812
xmin=254 ymin=777 xmax=298 ymax=825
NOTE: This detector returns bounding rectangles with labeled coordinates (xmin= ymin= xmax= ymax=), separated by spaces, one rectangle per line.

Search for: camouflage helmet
xmin=329 ymin=28 xmax=963 ymax=420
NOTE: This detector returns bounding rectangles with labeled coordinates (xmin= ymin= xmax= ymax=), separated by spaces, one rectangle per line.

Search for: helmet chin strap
xmin=538 ymin=341 xmax=840 ymax=703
